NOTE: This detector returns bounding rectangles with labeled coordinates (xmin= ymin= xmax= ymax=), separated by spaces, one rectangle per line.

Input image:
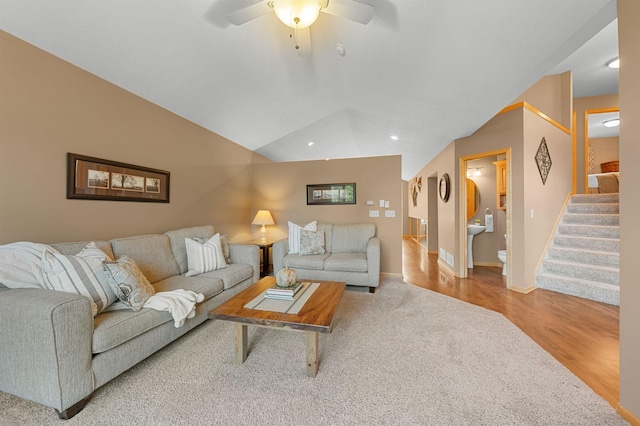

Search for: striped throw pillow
xmin=184 ymin=233 xmax=228 ymax=277
xmin=288 ymin=221 xmax=317 ymax=254
xmin=41 ymin=246 xmax=118 ymax=316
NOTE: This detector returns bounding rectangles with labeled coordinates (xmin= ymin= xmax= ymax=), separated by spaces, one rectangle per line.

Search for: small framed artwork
xmin=67 ymin=153 xmax=170 ymax=202
xmin=307 ymin=183 xmax=356 ymax=205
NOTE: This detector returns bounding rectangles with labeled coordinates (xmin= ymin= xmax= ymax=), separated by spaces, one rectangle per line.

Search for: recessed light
xmin=606 ymin=57 xmax=619 ymax=69
xmin=307 ymin=141 xmax=315 ymax=147
xmin=390 ymin=135 xmax=399 ymax=141
xmin=603 ymin=119 xmax=620 ymax=128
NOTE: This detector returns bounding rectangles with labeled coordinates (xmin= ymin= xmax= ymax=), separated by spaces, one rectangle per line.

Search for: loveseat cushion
xmin=110 ymin=235 xmax=180 ymax=283
xmin=330 ymin=223 xmax=375 ymax=253
xmin=283 ymin=253 xmax=330 ymax=270
xmin=324 ymin=252 xmax=369 ymax=272
xmin=195 ymin=263 xmax=253 ymax=290
xmin=164 ymin=225 xmax=215 ymax=275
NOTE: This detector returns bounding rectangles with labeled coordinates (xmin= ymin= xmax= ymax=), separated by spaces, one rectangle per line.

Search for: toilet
xmin=497 ymin=234 xmax=507 ymax=276
xmin=497 ymin=250 xmax=507 ymax=276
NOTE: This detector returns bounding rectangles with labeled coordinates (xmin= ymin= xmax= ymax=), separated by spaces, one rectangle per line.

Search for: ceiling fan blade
xmin=296 ymin=27 xmax=311 ymax=57
xmin=227 ymin=1 xmax=271 ymax=26
xmin=322 ymin=0 xmax=375 ymax=25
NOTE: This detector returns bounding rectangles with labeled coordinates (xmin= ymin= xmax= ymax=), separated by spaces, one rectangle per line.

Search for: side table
xmin=243 ymin=239 xmax=274 ymax=277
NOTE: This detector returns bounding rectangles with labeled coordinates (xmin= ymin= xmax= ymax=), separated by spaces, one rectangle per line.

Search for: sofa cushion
xmin=324 ymin=252 xmax=369 ymax=272
xmin=51 ymin=240 xmax=114 ymax=261
xmin=330 ymin=223 xmax=375 ymax=253
xmin=110 ymin=235 xmax=179 ymax=283
xmin=283 ymin=253 xmax=330 ymax=271
xmin=164 ymin=225 xmax=215 ymax=275
xmin=93 ymin=275 xmax=224 ymax=354
xmin=103 ymin=256 xmax=156 ymax=311
xmin=152 ymin=275 xmax=224 ymax=299
xmin=195 ymin=263 xmax=253 ymax=290
xmin=185 ymin=234 xmax=227 ymax=276
xmin=41 ymin=246 xmax=118 ymax=316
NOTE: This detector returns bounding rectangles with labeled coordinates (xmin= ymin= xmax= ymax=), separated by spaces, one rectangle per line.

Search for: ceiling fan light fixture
xmin=270 ymin=0 xmax=326 ymax=29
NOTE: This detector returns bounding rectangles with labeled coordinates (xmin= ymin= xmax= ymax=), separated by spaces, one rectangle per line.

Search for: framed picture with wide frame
xmin=67 ymin=153 xmax=170 ymax=203
xmin=306 ymin=183 xmax=356 ymax=205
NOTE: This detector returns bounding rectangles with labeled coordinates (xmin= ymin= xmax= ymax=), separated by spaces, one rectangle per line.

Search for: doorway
xmin=584 ymin=108 xmax=620 ymax=194
xmin=459 ymin=149 xmax=512 ymax=289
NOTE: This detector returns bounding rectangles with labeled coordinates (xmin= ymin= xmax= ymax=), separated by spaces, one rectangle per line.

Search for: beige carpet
xmin=0 ymin=277 xmax=627 ymax=425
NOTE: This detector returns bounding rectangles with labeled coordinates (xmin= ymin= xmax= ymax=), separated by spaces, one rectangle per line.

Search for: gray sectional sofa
xmin=273 ymin=222 xmax=380 ymax=292
xmin=0 ymin=225 xmax=259 ymax=419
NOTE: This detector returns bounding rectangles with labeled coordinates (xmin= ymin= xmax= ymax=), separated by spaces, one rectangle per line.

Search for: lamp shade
xmin=271 ymin=0 xmax=323 ymax=29
xmin=252 ymin=210 xmax=275 ymax=226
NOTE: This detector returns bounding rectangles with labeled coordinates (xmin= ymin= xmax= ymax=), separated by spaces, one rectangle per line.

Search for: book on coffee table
xmin=265 ymin=281 xmax=305 ymax=300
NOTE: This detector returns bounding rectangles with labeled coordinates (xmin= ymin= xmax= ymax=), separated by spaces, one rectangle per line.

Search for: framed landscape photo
xmin=307 ymin=183 xmax=356 ymax=205
xmin=67 ymin=153 xmax=170 ymax=202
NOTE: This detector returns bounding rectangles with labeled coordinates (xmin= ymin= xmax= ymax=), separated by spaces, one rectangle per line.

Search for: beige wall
xmin=251 ymin=156 xmax=403 ymax=274
xmin=513 ymin=72 xmax=573 ymax=129
xmin=0 ymin=31 xmax=256 ymax=244
xmin=573 ymin=94 xmax=619 ymax=191
xmin=618 ymin=0 xmax=640 ymax=419
xmin=589 ymin=137 xmax=619 ymax=173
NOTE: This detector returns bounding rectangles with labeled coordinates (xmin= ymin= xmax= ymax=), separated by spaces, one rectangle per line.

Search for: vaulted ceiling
xmin=0 ymin=0 xmax=618 ymax=179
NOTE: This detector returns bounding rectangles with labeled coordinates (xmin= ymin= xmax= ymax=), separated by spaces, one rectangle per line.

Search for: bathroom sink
xmin=467 ymin=224 xmax=486 ymax=236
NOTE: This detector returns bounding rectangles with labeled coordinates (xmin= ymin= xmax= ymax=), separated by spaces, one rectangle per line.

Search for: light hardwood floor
xmin=401 ymin=237 xmax=620 ymax=407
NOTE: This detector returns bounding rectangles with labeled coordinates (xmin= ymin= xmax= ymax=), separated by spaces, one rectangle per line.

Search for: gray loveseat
xmin=273 ymin=222 xmax=380 ymax=293
xmin=0 ymin=225 xmax=259 ymax=419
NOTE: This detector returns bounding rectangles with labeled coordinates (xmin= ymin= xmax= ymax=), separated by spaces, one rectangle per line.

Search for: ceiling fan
xmin=227 ymin=0 xmax=375 ymax=54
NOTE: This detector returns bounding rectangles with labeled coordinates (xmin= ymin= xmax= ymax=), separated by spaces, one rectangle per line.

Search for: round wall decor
xmin=439 ymin=173 xmax=450 ymax=202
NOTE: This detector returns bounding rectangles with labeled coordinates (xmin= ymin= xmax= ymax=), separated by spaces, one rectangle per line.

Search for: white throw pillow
xmin=41 ymin=244 xmax=118 ymax=316
xmin=185 ymin=233 xmax=228 ymax=276
xmin=288 ymin=221 xmax=317 ymax=254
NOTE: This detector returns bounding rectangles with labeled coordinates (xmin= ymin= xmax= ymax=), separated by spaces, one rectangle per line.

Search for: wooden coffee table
xmin=208 ymin=276 xmax=346 ymax=377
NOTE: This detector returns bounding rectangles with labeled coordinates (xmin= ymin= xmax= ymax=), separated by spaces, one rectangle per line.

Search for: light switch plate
xmin=384 ymin=201 xmax=390 ymax=208
xmin=379 ymin=200 xmax=385 ymax=207
xmin=369 ymin=210 xmax=380 ymax=217
xmin=367 ymin=200 xmax=374 ymax=206
xmin=385 ymin=210 xmax=395 ymax=217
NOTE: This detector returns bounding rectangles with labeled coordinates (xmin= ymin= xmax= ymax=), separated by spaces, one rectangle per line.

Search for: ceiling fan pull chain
xmin=294 ymin=17 xmax=300 ymax=50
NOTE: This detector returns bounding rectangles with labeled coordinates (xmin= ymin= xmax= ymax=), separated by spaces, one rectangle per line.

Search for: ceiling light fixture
xmin=269 ymin=0 xmax=327 ymax=29
xmin=603 ymin=118 xmax=620 ymax=128
xmin=307 ymin=141 xmax=315 ymax=146
xmin=390 ymin=135 xmax=399 ymax=141
xmin=606 ymin=57 xmax=619 ymax=69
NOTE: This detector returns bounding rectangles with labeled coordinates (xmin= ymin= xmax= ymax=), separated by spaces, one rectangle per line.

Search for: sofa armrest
xmin=0 ymin=288 xmax=94 ymax=413
xmin=229 ymin=243 xmax=260 ymax=283
xmin=367 ymin=237 xmax=381 ymax=288
xmin=272 ymin=238 xmax=289 ymax=274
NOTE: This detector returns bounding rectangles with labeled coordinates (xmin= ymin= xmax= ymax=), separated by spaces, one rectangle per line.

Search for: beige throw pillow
xmin=299 ymin=229 xmax=326 ymax=256
xmin=103 ymin=256 xmax=155 ymax=311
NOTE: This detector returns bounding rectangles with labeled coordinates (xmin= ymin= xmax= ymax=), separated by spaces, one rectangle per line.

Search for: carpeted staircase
xmin=536 ymin=193 xmax=619 ymax=306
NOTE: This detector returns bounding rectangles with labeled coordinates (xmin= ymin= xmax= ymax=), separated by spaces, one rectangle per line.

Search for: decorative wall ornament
xmin=535 ymin=137 xmax=552 ymax=185
xmin=409 ymin=176 xmax=422 ymax=207
xmin=588 ymin=144 xmax=595 ymax=174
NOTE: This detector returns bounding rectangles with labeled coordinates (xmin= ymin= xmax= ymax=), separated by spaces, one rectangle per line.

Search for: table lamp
xmin=252 ymin=210 xmax=275 ymax=241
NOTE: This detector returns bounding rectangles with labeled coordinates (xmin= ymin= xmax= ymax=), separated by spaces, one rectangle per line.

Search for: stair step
xmin=571 ymin=194 xmax=619 ymax=204
xmin=553 ymin=235 xmax=620 ymax=252
xmin=547 ymin=247 xmax=619 ymax=268
xmin=536 ymin=273 xmax=619 ymax=306
xmin=566 ymin=203 xmax=619 ymax=214
xmin=558 ymin=224 xmax=619 ymax=239
xmin=562 ymin=213 xmax=619 ymax=226
xmin=542 ymin=259 xmax=619 ymax=285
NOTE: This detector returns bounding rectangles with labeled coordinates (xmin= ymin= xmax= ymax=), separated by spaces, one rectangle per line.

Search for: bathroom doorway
xmin=460 ymin=149 xmax=512 ymax=289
